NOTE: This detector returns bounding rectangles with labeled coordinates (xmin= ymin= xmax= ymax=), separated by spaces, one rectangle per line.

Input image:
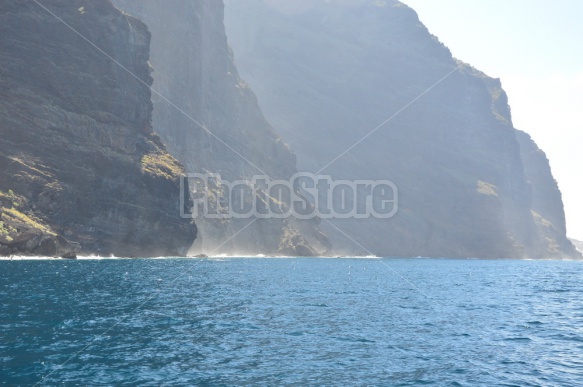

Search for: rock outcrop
xmin=224 ymin=0 xmax=579 ymax=258
xmin=0 ymin=0 xmax=196 ymax=257
xmin=516 ymin=131 xmax=578 ymax=256
xmin=112 ymin=0 xmax=329 ymax=256
xmin=570 ymin=238 xmax=583 ymax=254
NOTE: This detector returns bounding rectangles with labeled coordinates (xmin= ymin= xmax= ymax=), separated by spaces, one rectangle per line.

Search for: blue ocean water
xmin=1 ymin=258 xmax=582 ymax=386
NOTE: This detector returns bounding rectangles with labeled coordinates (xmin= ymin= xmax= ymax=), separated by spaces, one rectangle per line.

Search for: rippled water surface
xmin=1 ymin=258 xmax=583 ymax=386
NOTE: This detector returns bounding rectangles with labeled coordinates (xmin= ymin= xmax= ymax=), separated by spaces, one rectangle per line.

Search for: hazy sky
xmin=402 ymin=0 xmax=583 ymax=240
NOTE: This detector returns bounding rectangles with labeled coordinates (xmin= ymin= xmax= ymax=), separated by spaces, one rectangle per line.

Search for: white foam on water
xmin=0 ymin=256 xmax=60 ymax=261
xmin=0 ymin=254 xmax=385 ymax=260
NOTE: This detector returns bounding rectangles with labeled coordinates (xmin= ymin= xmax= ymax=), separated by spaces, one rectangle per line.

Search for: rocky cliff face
xmin=516 ymin=130 xmax=577 ymax=256
xmin=112 ymin=0 xmax=329 ymax=256
xmin=0 ymin=0 xmax=196 ymax=257
xmin=224 ymin=0 xmax=579 ymax=258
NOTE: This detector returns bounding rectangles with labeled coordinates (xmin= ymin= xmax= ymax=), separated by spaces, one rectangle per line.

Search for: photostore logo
xmin=180 ymin=173 xmax=398 ymax=219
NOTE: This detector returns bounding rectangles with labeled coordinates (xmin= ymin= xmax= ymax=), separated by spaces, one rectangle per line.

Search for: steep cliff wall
xmin=112 ymin=0 xmax=329 ymax=256
xmin=224 ymin=0 xmax=579 ymax=258
xmin=516 ymin=130 xmax=578 ymax=256
xmin=0 ymin=0 xmax=196 ymax=257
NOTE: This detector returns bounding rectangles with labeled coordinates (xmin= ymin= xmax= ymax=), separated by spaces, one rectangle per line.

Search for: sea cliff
xmin=0 ymin=0 xmax=196 ymax=257
xmin=224 ymin=0 xmax=579 ymax=258
xmin=112 ymin=0 xmax=329 ymax=256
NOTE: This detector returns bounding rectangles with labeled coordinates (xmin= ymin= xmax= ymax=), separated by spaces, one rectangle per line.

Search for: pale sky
xmin=402 ymin=0 xmax=583 ymax=240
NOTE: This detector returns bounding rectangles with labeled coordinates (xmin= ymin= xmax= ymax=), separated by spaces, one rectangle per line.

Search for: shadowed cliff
xmin=0 ymin=0 xmax=196 ymax=257
xmin=224 ymin=0 xmax=579 ymax=258
xmin=112 ymin=0 xmax=329 ymax=256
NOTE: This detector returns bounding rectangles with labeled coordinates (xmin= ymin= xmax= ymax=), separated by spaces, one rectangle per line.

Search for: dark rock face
xmin=0 ymin=0 xmax=196 ymax=257
xmin=111 ymin=0 xmax=329 ymax=256
xmin=224 ymin=0 xmax=579 ymax=258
